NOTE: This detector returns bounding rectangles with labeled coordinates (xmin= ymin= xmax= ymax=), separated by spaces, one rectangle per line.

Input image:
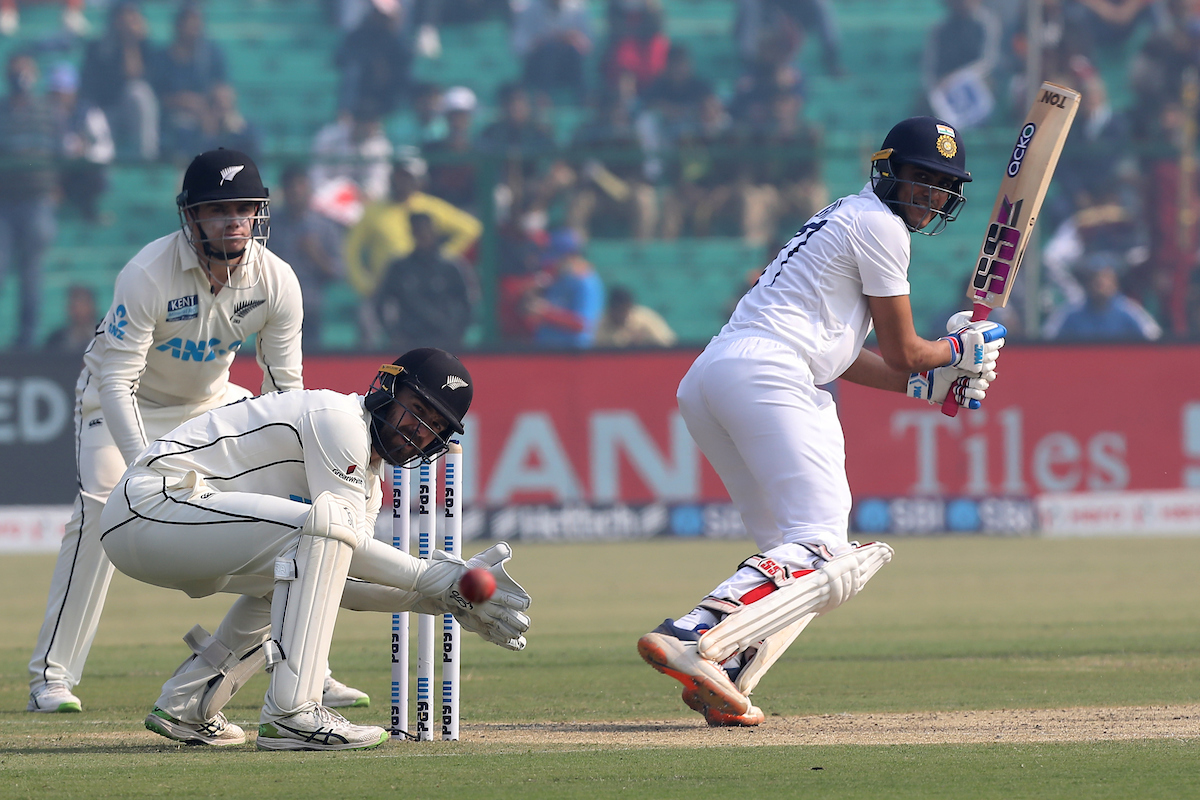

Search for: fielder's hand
xmin=939 ymin=319 xmax=1006 ymax=375
xmin=907 ymin=365 xmax=994 ymax=409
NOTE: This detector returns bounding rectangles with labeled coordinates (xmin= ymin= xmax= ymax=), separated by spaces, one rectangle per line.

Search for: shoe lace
xmin=197 ymin=712 xmax=229 ymax=736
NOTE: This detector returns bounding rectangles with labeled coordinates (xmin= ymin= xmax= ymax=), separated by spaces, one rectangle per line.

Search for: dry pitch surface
xmin=469 ymin=704 xmax=1200 ymax=748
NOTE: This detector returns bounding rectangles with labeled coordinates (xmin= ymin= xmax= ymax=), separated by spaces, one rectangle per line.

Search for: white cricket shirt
xmin=128 ymin=389 xmax=384 ymax=539
xmin=82 ymin=231 xmax=304 ymax=463
xmin=720 ymin=183 xmax=912 ymax=385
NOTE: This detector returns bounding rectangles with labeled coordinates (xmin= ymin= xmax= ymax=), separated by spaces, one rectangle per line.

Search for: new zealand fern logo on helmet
xmin=443 ymin=375 xmax=469 ymax=390
xmin=219 ymin=165 xmax=245 ymax=185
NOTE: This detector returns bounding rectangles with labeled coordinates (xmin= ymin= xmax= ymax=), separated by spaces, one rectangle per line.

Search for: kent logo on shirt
xmin=166 ymin=295 xmax=199 ymax=322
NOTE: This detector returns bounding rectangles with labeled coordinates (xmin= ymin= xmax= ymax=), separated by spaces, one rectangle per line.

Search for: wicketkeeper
xmin=99 ymin=348 xmax=531 ymax=750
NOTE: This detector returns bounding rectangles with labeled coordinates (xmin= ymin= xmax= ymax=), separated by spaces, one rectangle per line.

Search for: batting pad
xmin=262 ymin=531 xmax=354 ymax=719
xmin=733 ymin=612 xmax=816 ymax=695
xmin=698 ymin=542 xmax=894 ymax=663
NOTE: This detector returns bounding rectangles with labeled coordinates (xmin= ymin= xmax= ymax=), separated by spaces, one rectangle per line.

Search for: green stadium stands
xmin=0 ymin=0 xmax=1101 ymax=349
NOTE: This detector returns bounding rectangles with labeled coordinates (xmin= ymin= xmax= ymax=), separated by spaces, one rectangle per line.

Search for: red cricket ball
xmin=459 ymin=568 xmax=496 ymax=604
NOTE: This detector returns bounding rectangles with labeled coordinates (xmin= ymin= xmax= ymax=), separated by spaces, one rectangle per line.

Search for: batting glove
xmin=907 ymin=365 xmax=994 ymax=410
xmin=939 ymin=319 xmax=1006 ymax=375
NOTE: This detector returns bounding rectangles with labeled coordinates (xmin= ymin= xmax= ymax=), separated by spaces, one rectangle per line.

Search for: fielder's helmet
xmin=871 ymin=116 xmax=971 ymax=235
xmin=365 ymin=348 xmax=473 ymax=467
xmin=177 ymin=148 xmax=269 ymax=207
xmin=176 ymin=148 xmax=271 ymax=273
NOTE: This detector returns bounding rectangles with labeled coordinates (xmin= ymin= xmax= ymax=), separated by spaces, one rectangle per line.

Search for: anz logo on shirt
xmin=106 ymin=305 xmax=129 ymax=340
xmin=155 ymin=337 xmax=243 ymax=361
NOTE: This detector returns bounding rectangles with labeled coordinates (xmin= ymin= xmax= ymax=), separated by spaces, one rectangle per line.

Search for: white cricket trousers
xmin=28 ymin=378 xmax=252 ymax=692
xmin=677 ymin=332 xmax=853 ymax=599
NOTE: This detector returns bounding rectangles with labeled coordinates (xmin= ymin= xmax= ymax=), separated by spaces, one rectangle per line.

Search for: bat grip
xmin=939 ymin=303 xmax=992 ymax=418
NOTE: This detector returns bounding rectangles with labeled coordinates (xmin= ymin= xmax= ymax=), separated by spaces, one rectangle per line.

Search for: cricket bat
xmin=941 ymin=81 xmax=1081 ymax=417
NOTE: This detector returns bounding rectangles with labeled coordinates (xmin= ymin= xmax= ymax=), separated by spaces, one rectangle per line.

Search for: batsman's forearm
xmin=838 ymin=349 xmax=910 ymax=393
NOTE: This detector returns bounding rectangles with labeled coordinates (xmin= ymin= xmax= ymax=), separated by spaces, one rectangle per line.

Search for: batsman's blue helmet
xmin=871 ymin=116 xmax=971 ymax=235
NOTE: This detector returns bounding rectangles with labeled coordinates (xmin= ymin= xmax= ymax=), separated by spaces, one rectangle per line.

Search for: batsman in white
xmin=638 ymin=116 xmax=1007 ymax=726
xmin=98 ymin=348 xmax=531 ymax=750
xmin=27 ymin=148 xmax=367 ymax=714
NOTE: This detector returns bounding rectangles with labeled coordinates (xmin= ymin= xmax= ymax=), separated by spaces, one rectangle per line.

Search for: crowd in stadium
xmin=0 ymin=0 xmax=1196 ymax=352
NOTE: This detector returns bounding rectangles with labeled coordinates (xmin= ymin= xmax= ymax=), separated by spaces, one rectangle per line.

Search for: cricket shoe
xmin=27 ymin=681 xmax=82 ymax=713
xmin=638 ymin=619 xmax=751 ymax=716
xmin=680 ymin=686 xmax=765 ymax=727
xmin=144 ymin=707 xmax=246 ymax=746
xmin=257 ymin=704 xmax=388 ymax=751
xmin=322 ymin=675 xmax=370 ymax=708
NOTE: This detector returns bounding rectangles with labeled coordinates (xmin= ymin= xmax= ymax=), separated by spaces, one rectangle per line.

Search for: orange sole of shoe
xmin=637 ymin=635 xmax=749 ymax=716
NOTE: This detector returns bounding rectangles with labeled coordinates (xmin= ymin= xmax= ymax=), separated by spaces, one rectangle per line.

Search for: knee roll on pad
xmin=302 ymin=491 xmax=363 ymax=548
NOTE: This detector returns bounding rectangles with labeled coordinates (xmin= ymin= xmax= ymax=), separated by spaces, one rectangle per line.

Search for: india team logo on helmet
xmin=871 ymin=116 xmax=971 ymax=236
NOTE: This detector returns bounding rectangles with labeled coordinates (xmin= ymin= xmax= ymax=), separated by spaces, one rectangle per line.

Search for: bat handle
xmin=939 ymin=303 xmax=992 ymax=418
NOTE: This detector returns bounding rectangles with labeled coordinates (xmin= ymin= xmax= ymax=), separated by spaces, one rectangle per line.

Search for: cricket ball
xmin=459 ymin=568 xmax=496 ymax=604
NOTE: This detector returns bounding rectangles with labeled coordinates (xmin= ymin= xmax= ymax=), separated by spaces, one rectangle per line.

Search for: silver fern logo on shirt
xmin=230 ymin=299 xmax=266 ymax=322
xmin=443 ymin=375 xmax=469 ymax=390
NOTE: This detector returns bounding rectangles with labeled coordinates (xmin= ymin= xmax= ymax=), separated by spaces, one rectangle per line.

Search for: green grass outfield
xmin=3 ymin=536 xmax=1200 ymax=799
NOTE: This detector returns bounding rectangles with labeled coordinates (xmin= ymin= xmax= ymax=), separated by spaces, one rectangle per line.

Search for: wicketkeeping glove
xmin=939 ymin=319 xmax=1006 ymax=375
xmin=907 ymin=365 xmax=994 ymax=410
xmin=411 ymin=543 xmax=531 ymax=651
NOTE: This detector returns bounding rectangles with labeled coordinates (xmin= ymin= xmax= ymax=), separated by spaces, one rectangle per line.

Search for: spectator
xmin=0 ymin=0 xmax=89 ymax=36
xmin=747 ymin=90 xmax=826 ymax=246
xmin=42 ymin=285 xmax=98 ymax=354
xmin=344 ymin=154 xmax=482 ymax=344
xmin=388 ymin=82 xmax=446 ymax=147
xmin=511 ymin=0 xmax=593 ymax=100
xmin=199 ymin=83 xmax=262 ymax=159
xmin=640 ymin=44 xmax=712 ymax=138
xmin=566 ymin=92 xmax=657 ymax=239
xmin=659 ymin=92 xmax=749 ymax=240
xmin=1128 ymin=0 xmax=1200 ymax=142
xmin=425 ymin=85 xmax=479 ymax=211
xmin=601 ymin=0 xmax=670 ymax=97
xmin=1043 ymin=251 xmax=1163 ymax=340
xmin=526 ymin=228 xmax=605 ymax=348
xmin=374 ymin=212 xmax=478 ymax=350
xmin=48 ymin=62 xmax=113 ymax=225
xmin=79 ymin=1 xmax=158 ymax=160
xmin=151 ymin=2 xmax=229 ymax=160
xmin=921 ymin=0 xmax=1002 ymax=130
xmin=734 ymin=0 xmax=844 ymax=77
xmin=1044 ymin=58 xmax=1133 ymax=227
xmin=477 ymin=82 xmax=560 ymax=224
xmin=1072 ymin=0 xmax=1167 ymax=49
xmin=495 ymin=216 xmax=551 ymax=344
xmin=594 ymin=285 xmax=676 ymax=347
xmin=268 ymin=164 xmax=347 ymax=352
xmin=309 ymin=102 xmax=395 ymax=226
xmin=335 ymin=0 xmax=414 ymax=119
xmin=0 ymin=53 xmax=58 ymax=350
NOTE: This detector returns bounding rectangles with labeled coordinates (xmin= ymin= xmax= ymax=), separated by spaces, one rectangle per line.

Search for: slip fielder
xmin=638 ymin=117 xmax=1007 ymax=725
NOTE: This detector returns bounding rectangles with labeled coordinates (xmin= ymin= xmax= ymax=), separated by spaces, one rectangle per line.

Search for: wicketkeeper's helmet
xmin=365 ymin=348 xmax=473 ymax=467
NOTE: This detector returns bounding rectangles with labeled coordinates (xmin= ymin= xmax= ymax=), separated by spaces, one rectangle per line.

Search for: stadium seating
xmin=0 ymin=0 xmax=1097 ymax=349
